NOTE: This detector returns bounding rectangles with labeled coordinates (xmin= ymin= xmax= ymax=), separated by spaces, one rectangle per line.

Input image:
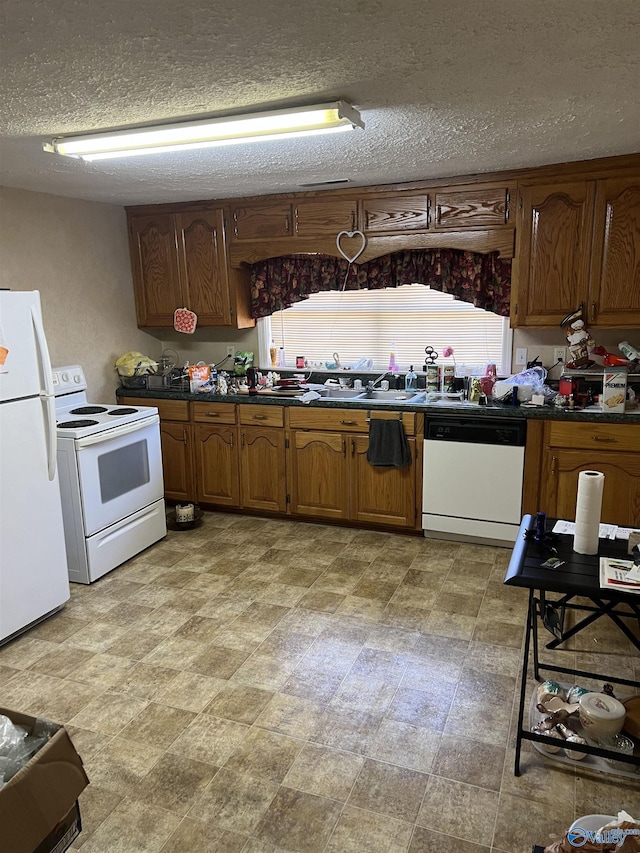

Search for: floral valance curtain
xmin=249 ymin=249 xmax=511 ymax=319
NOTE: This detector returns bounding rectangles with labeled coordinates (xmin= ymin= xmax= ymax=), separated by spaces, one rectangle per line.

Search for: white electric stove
xmin=54 ymin=365 xmax=167 ymax=583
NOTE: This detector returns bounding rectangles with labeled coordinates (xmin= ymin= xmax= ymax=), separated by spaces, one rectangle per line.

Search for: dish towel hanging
xmin=366 ymin=419 xmax=411 ymax=467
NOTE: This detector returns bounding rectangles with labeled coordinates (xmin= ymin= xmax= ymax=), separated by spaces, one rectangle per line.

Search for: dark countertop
xmin=116 ymin=387 xmax=640 ymax=423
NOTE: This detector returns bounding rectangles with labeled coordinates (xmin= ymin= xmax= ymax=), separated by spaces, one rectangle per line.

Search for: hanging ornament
xmin=174 ymin=307 xmax=198 ymax=334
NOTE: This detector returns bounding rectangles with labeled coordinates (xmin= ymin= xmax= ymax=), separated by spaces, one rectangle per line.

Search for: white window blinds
xmin=267 ymin=284 xmax=510 ymax=373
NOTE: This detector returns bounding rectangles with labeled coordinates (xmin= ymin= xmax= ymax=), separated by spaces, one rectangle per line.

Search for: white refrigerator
xmin=0 ymin=290 xmax=70 ymax=644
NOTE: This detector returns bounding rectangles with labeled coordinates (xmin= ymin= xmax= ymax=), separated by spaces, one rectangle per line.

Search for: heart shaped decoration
xmin=336 ymin=229 xmax=366 ymax=264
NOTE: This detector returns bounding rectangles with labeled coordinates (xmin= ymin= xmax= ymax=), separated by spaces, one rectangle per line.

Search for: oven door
xmin=75 ymin=415 xmax=163 ymax=536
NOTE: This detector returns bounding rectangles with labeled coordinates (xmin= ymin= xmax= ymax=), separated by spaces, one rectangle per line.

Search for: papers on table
xmin=599 ymin=557 xmax=640 ymax=594
xmin=552 ymin=520 xmax=640 ymax=541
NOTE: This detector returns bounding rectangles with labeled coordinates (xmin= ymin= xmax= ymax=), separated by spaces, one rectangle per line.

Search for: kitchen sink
xmin=316 ymin=387 xmax=365 ymax=399
xmin=357 ymin=390 xmax=426 ymax=404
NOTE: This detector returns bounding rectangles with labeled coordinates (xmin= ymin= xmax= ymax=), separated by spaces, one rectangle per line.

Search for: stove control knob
xmin=74 ymin=374 xmax=82 ymax=383
xmin=61 ymin=372 xmax=69 ymax=382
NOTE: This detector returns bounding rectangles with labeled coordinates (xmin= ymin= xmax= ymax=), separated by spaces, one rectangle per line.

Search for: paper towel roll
xmin=573 ymin=470 xmax=605 ymax=554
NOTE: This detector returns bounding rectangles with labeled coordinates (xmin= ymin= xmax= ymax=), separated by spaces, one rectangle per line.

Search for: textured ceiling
xmin=1 ymin=0 xmax=639 ymax=205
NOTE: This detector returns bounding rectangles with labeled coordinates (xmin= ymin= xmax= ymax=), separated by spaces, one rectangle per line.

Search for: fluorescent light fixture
xmin=45 ymin=101 xmax=364 ymax=161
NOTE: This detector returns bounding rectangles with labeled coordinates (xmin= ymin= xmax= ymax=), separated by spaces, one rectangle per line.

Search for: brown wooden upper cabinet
xmin=128 ymin=208 xmax=254 ymax=328
xmin=294 ymin=198 xmax=358 ymax=236
xmin=512 ymin=175 xmax=640 ymax=327
xmin=230 ymin=201 xmax=294 ymax=240
xmin=128 ymin=213 xmax=183 ymax=327
xmin=361 ymin=193 xmax=430 ymax=234
xmin=432 ymin=184 xmax=513 ymax=230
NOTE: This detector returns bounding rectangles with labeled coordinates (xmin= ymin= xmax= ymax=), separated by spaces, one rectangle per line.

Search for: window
xmin=258 ymin=284 xmax=511 ymax=374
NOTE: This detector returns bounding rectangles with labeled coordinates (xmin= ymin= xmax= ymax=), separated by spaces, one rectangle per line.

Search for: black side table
xmin=504 ymin=514 xmax=640 ymax=776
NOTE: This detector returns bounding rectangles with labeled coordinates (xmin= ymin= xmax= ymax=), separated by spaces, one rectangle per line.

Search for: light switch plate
xmin=515 ymin=348 xmax=527 ymax=365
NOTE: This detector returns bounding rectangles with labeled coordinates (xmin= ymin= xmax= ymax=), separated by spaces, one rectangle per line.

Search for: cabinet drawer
xmin=546 ymin=421 xmax=640 ymax=452
xmin=239 ymin=405 xmax=284 ymax=427
xmin=192 ymin=401 xmax=237 ymax=424
xmin=433 ymin=184 xmax=513 ymax=230
xmin=289 ymin=407 xmax=416 ymax=435
xmin=125 ymin=397 xmax=190 ymax=422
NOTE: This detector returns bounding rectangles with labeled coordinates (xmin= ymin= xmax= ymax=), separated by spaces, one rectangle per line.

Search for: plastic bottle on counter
xmin=388 ymin=341 xmax=398 ymax=373
xmin=619 ymin=341 xmax=640 ymax=361
xmin=277 ymin=347 xmax=286 ymax=368
xmin=405 ymin=366 xmax=417 ymax=391
xmin=270 ymin=340 xmax=278 ymax=368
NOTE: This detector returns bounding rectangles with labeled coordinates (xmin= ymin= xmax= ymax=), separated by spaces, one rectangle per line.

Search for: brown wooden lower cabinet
xmin=239 ymin=426 xmax=287 ymax=512
xmin=351 ymin=434 xmax=416 ymax=527
xmin=289 ymin=430 xmax=417 ymax=527
xmin=289 ymin=430 xmax=350 ymax=520
xmin=537 ymin=421 xmax=640 ymax=527
xmin=160 ymin=421 xmax=195 ymax=502
xmin=193 ymin=424 xmax=240 ymax=506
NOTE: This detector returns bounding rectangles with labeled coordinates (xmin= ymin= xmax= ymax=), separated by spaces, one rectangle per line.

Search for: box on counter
xmin=602 ymin=368 xmax=628 ymax=412
xmin=0 ymin=707 xmax=89 ymax=853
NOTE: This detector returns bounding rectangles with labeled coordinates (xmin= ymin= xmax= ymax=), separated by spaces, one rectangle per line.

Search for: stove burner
xmin=70 ymin=406 xmax=108 ymax=415
xmin=108 ymin=407 xmax=138 ymax=416
xmin=58 ymin=419 xmax=100 ymax=429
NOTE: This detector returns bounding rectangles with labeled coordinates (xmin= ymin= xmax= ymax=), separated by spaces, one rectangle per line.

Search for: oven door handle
xmin=75 ymin=414 xmax=160 ymax=449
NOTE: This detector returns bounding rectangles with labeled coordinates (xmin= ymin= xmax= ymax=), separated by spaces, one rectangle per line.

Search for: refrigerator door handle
xmin=31 ymin=304 xmax=54 ymax=396
xmin=43 ymin=394 xmax=57 ymax=481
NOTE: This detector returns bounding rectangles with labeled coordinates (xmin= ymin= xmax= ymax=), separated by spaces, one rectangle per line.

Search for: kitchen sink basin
xmin=316 ymin=387 xmax=365 ymax=399
xmin=357 ymin=390 xmax=425 ymax=404
xmin=424 ymin=398 xmax=479 ymax=407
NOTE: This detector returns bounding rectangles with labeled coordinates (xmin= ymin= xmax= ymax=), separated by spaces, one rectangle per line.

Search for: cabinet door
xmin=542 ymin=449 xmax=640 ymax=527
xmin=231 ymin=202 xmax=294 ymax=240
xmin=350 ymin=434 xmax=416 ymax=528
xmin=194 ymin=424 xmax=240 ymax=506
xmin=160 ymin=421 xmax=195 ymax=502
xmin=176 ymin=210 xmax=231 ymax=325
xmin=239 ymin=427 xmax=287 ymax=512
xmin=589 ymin=177 xmax=640 ymax=326
xmin=433 ymin=185 xmax=513 ymax=230
xmin=128 ymin=214 xmax=182 ymax=327
xmin=361 ymin=194 xmax=430 ymax=234
xmin=513 ymin=182 xmax=595 ymax=326
xmin=294 ymin=199 xmax=358 ymax=236
xmin=289 ymin=431 xmax=349 ymax=519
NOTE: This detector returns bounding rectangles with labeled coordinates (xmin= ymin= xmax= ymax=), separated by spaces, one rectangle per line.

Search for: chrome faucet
xmin=366 ymin=371 xmax=389 ymax=392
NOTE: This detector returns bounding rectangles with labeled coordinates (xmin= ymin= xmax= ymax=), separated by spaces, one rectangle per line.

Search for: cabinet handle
xmin=230 ymin=433 xmax=234 ymax=448
xmin=241 ymin=433 xmax=245 ymax=448
xmin=183 ymin=429 xmax=188 ymax=446
xmin=436 ymin=204 xmax=442 ymax=225
xmin=294 ymin=207 xmax=299 ymax=234
xmin=593 ymin=435 xmax=616 ymax=443
xmin=206 ymin=412 xmax=220 ymax=418
xmin=505 ymin=190 xmax=510 ymax=222
xmin=284 ymin=215 xmax=290 ymax=233
xmin=351 ymin=438 xmax=355 ymax=457
xmin=591 ymin=302 xmax=597 ymax=322
xmin=252 ymin=414 xmax=268 ymax=420
xmin=342 ymin=439 xmax=346 ymax=457
xmin=551 ymin=455 xmax=557 ymax=476
xmin=426 ymin=197 xmax=431 ymax=228
xmin=351 ymin=210 xmax=356 ymax=231
xmin=340 ymin=419 xmax=357 ymax=425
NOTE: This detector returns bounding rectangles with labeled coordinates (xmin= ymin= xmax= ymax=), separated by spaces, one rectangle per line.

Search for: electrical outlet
xmin=554 ymin=347 xmax=566 ymax=364
xmin=515 ymin=347 xmax=527 ymax=366
xmin=226 ymin=345 xmax=235 ymax=358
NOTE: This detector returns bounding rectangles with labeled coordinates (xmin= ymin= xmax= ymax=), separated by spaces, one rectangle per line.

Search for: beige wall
xmin=0 ymin=186 xmax=159 ymax=401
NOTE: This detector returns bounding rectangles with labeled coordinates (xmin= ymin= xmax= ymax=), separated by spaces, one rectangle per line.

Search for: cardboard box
xmin=0 ymin=707 xmax=89 ymax=853
xmin=602 ymin=368 xmax=628 ymax=412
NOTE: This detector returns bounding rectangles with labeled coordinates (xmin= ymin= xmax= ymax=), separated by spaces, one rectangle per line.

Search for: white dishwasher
xmin=422 ymin=416 xmax=527 ymax=547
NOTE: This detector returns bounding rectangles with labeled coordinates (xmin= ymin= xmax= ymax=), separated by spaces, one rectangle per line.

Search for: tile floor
xmin=1 ymin=512 xmax=639 ymax=852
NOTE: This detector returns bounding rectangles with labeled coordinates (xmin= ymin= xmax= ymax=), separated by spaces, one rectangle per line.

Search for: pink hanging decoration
xmin=174 ymin=307 xmax=197 ymax=334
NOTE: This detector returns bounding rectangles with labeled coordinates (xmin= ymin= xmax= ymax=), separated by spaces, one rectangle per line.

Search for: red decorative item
xmin=174 ymin=307 xmax=197 ymax=334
